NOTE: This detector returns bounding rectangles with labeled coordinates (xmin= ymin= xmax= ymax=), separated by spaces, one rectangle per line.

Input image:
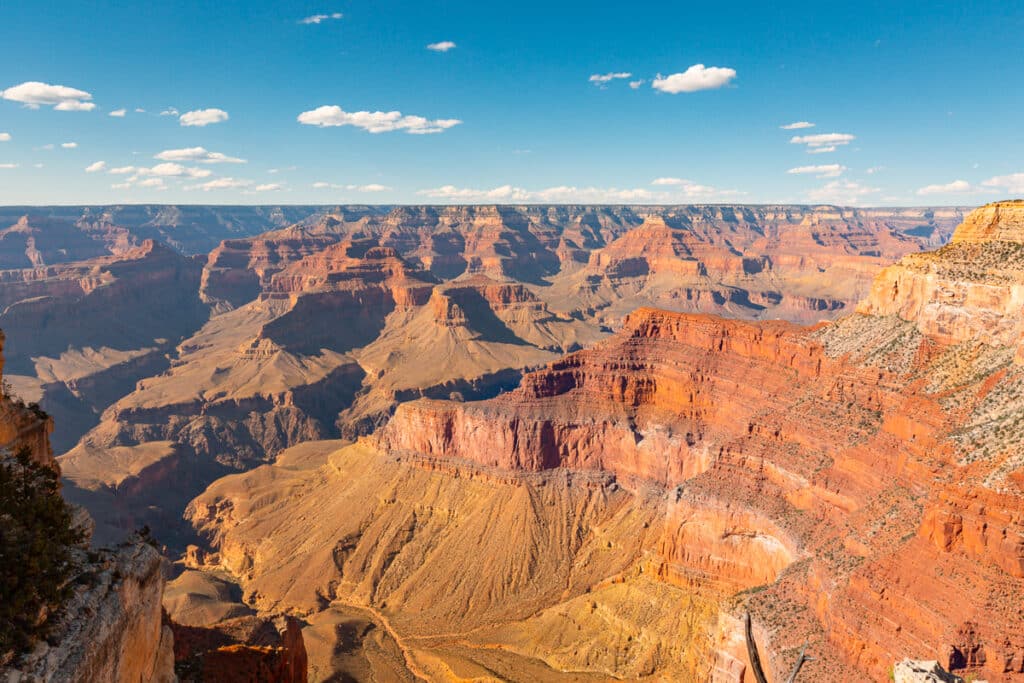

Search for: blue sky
xmin=0 ymin=0 xmax=1022 ymax=205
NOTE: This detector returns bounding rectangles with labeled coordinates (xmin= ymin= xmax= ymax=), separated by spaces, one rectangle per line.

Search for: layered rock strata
xmin=186 ymin=202 xmax=1024 ymax=682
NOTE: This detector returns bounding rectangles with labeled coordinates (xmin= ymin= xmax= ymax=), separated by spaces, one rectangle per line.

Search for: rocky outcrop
xmin=893 ymin=659 xmax=966 ymax=683
xmin=6 ymin=542 xmax=176 ymax=683
xmin=170 ymin=614 xmax=307 ymax=683
xmin=858 ymin=200 xmax=1024 ymax=350
xmin=0 ymin=329 xmax=176 ymax=683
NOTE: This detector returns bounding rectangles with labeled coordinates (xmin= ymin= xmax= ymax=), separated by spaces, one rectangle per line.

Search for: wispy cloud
xmin=61 ymin=142 xmax=78 ymax=149
xmin=780 ymin=121 xmax=814 ymax=130
xmin=154 ymin=146 xmax=246 ymax=163
xmin=159 ymin=107 xmax=179 ymax=117
xmin=187 ymin=177 xmax=253 ymax=191
xmin=787 ymin=164 xmax=845 ymax=178
xmin=805 ymin=180 xmax=878 ymax=205
xmin=1 ymin=81 xmax=95 ymax=111
xmin=0 ymin=133 xmax=9 ymax=142
xmin=649 ymin=178 xmax=724 ymax=196
xmin=180 ymin=108 xmax=229 ymax=127
xmin=419 ymin=181 xmax=739 ymax=203
xmin=629 ymin=80 xmax=645 ymax=90
xmin=105 ymin=163 xmax=213 ymax=184
xmin=982 ymin=172 xmax=1024 ymax=194
xmin=790 ymin=133 xmax=855 ymax=151
xmin=253 ymin=183 xmax=283 ymax=192
xmin=313 ymin=182 xmax=392 ymax=192
xmin=589 ymin=72 xmax=632 ymax=87
xmin=109 ymin=108 xmax=127 ymax=117
xmin=298 ymin=106 xmax=462 ymax=134
xmin=300 ymin=12 xmax=342 ymax=24
xmin=85 ymin=161 xmax=106 ymax=173
xmin=917 ymin=180 xmax=973 ymax=196
xmin=652 ymin=64 xmax=736 ymax=93
xmin=0 ymin=163 xmax=18 ymax=169
xmin=427 ymin=41 xmax=457 ymax=52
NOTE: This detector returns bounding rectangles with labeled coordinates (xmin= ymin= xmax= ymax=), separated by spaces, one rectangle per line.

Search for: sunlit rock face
xmin=178 ymin=202 xmax=1024 ymax=682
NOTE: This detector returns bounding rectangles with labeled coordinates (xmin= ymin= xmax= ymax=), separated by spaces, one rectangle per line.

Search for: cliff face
xmin=8 ymin=543 xmax=176 ymax=683
xmin=858 ymin=200 xmax=1024 ymax=351
xmin=186 ymin=202 xmax=1023 ymax=682
xmin=0 ymin=330 xmax=176 ymax=683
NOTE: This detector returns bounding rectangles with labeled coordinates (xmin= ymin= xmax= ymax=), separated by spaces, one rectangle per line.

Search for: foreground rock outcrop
xmin=184 ymin=202 xmax=1023 ymax=682
xmin=0 ymin=331 xmax=176 ymax=683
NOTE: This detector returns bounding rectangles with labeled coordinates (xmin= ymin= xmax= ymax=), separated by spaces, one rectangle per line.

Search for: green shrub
xmin=0 ymin=447 xmax=84 ymax=661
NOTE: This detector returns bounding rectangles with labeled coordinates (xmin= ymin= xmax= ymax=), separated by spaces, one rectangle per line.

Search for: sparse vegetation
xmin=0 ymin=447 xmax=84 ymax=663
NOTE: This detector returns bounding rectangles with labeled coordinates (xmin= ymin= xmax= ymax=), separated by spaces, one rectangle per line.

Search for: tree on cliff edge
xmin=0 ymin=447 xmax=83 ymax=663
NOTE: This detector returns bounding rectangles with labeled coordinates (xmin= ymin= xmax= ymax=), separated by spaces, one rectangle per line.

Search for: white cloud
xmin=805 ymin=180 xmax=878 ymax=205
xmin=1 ymin=81 xmax=95 ymax=111
xmin=297 ymin=105 xmax=462 ymax=134
xmin=787 ymin=164 xmax=846 ymax=178
xmin=916 ymin=180 xmax=972 ymax=196
xmin=780 ymin=121 xmax=815 ymax=130
xmin=629 ymin=80 xmax=645 ymax=89
xmin=982 ymin=173 xmax=1024 ymax=194
xmin=134 ymin=108 xmax=146 ymax=113
xmin=418 ymin=181 xmax=737 ymax=203
xmin=790 ymin=133 xmax=855 ymax=152
xmin=180 ymin=108 xmax=229 ymax=127
xmin=427 ymin=41 xmax=457 ymax=52
xmin=312 ymin=182 xmax=392 ymax=192
xmin=0 ymin=163 xmax=17 ymax=169
xmin=188 ymin=177 xmax=253 ymax=191
xmin=106 ymin=163 xmax=212 ymax=183
xmin=33 ymin=163 xmax=43 ymax=168
xmin=651 ymin=64 xmax=736 ymax=93
xmin=109 ymin=108 xmax=127 ymax=117
xmin=0 ymin=133 xmax=9 ymax=142
xmin=865 ymin=166 xmax=884 ymax=175
xmin=159 ymin=107 xmax=179 ymax=116
xmin=253 ymin=183 xmax=283 ymax=192
xmin=136 ymin=177 xmax=165 ymax=188
xmin=300 ymin=12 xmax=342 ymax=24
xmin=61 ymin=142 xmax=78 ymax=149
xmin=154 ymin=146 xmax=245 ymax=163
xmin=85 ymin=161 xmax=106 ymax=173
xmin=54 ymin=100 xmax=95 ymax=111
xmin=649 ymin=177 xmax=723 ymax=196
xmin=589 ymin=72 xmax=632 ymax=86
xmin=142 ymin=163 xmax=212 ymax=178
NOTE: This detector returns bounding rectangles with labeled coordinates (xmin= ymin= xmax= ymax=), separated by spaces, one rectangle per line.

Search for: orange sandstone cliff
xmin=185 ymin=202 xmax=1024 ymax=682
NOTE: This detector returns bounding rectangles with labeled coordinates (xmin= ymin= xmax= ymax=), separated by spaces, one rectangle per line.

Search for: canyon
xmin=0 ymin=205 xmax=961 ymax=541
xmin=182 ymin=202 xmax=1023 ymax=681
xmin=6 ymin=202 xmax=1020 ymax=681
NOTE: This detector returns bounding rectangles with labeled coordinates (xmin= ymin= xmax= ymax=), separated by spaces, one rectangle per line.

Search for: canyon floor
xmin=6 ymin=202 xmax=1022 ymax=681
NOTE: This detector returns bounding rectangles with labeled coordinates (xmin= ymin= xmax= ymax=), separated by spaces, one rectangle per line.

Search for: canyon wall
xmin=185 ymin=202 xmax=1023 ymax=682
